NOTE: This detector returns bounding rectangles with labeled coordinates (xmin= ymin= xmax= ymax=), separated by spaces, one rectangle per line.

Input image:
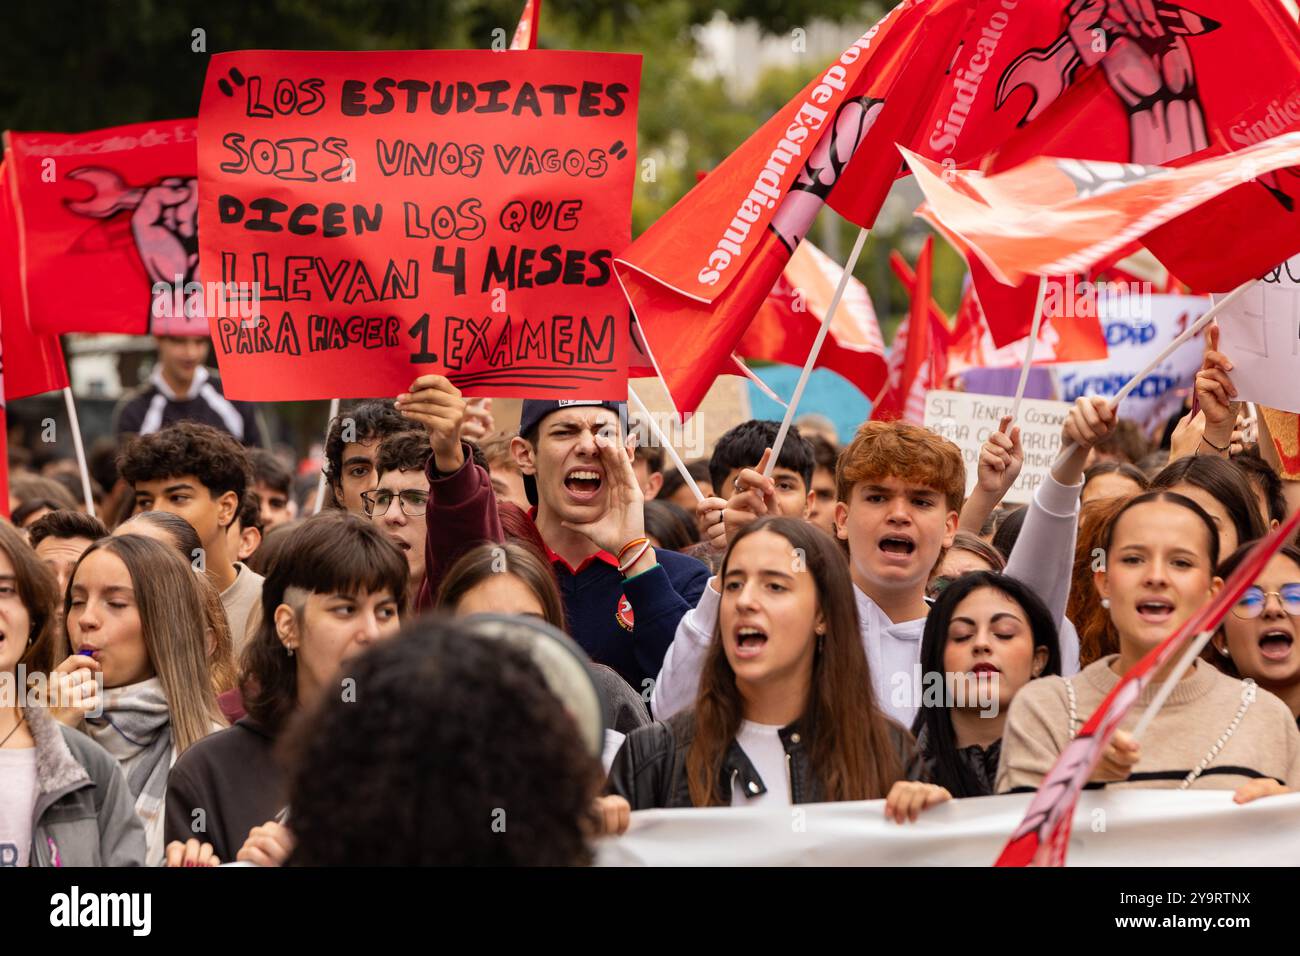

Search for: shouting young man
xmin=397 ymin=376 xmax=710 ymax=690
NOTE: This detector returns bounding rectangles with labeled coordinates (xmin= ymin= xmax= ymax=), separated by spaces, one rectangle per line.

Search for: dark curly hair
xmin=117 ymin=421 xmax=251 ymax=505
xmin=282 ymin=618 xmax=602 ymax=865
xmin=242 ymin=512 xmax=409 ymax=735
xmin=376 ymin=430 xmax=432 ymax=479
xmin=323 ymin=400 xmax=407 ymax=487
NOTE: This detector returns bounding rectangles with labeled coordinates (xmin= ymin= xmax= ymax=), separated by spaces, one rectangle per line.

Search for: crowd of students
xmin=2 ymin=323 xmax=1299 ymax=866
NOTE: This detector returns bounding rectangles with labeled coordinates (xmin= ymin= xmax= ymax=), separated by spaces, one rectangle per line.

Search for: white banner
xmin=924 ymin=389 xmax=1071 ymax=505
xmin=1054 ymin=294 xmax=1211 ymax=437
xmin=1214 ymin=257 xmax=1300 ymax=414
xmin=596 ymin=791 xmax=1300 ymax=866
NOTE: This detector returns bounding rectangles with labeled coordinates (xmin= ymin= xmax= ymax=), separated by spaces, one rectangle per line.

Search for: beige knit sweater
xmin=997 ymin=655 xmax=1300 ymax=793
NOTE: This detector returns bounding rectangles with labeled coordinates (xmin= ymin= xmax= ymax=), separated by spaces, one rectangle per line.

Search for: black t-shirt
xmin=164 ymin=717 xmax=284 ymax=861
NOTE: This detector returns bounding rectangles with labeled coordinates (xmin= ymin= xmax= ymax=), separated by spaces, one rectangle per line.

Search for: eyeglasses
xmin=360 ymin=489 xmax=428 ymax=517
xmin=1231 ymin=584 xmax=1300 ymax=620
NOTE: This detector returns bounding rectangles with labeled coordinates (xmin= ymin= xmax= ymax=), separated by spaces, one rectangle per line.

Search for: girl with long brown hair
xmin=607 ymin=516 xmax=915 ymax=809
xmin=60 ymin=533 xmax=224 ymax=864
xmin=0 ymin=521 xmax=145 ymax=866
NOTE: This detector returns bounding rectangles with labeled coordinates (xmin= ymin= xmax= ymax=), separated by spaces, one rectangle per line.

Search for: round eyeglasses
xmin=361 ymin=489 xmax=428 ymax=517
xmin=1231 ymin=584 xmax=1300 ymax=620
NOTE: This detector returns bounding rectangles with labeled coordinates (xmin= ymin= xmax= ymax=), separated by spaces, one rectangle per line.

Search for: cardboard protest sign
xmin=198 ymin=50 xmax=639 ymax=401
xmin=1054 ymin=294 xmax=1210 ymax=437
xmin=5 ymin=120 xmax=206 ymax=337
xmin=1214 ymin=256 xmax=1300 ymax=414
xmin=1259 ymin=405 xmax=1300 ymax=479
xmin=924 ymin=389 xmax=1070 ymax=505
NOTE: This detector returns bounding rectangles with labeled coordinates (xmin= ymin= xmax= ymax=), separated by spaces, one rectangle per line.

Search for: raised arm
xmin=397 ymin=375 xmax=504 ymax=608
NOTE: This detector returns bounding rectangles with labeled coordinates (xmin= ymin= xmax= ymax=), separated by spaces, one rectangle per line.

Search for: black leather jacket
xmin=606 ymin=709 xmax=921 ymax=808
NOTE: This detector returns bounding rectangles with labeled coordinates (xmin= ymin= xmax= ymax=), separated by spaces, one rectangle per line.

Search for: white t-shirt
xmin=730 ymin=721 xmax=790 ymax=808
xmin=0 ymin=748 xmax=38 ymax=867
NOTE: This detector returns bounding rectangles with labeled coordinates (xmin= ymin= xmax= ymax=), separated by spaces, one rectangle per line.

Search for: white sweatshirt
xmin=650 ymin=472 xmax=1084 ymax=727
xmin=650 ymin=579 xmax=927 ymax=727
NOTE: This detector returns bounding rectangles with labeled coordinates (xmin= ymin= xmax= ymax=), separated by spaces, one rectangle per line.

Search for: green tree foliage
xmin=0 ymin=0 xmax=956 ymax=338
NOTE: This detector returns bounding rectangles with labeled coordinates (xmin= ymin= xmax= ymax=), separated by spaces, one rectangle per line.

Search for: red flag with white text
xmin=615 ymin=0 xmax=967 ymax=414
xmin=4 ymin=121 xmax=205 ymax=337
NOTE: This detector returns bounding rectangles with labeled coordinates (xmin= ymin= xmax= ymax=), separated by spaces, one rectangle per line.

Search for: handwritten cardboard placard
xmin=1214 ymin=256 xmax=1300 ymax=415
xmin=924 ymin=389 xmax=1072 ymax=505
xmin=198 ymin=50 xmax=639 ymax=400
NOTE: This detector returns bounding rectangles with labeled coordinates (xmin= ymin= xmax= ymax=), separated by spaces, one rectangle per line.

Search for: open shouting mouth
xmin=878 ymin=533 xmax=916 ymax=563
xmin=1259 ymin=627 xmax=1295 ymax=663
xmin=563 ymin=467 xmax=604 ymax=502
xmin=732 ymin=625 xmax=769 ymax=660
xmin=1135 ymin=595 xmax=1175 ymax=625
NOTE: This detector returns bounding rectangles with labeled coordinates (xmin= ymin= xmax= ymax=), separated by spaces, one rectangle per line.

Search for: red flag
xmin=996 ymin=506 xmax=1300 ymax=867
xmin=4 ymin=120 xmax=203 ymax=337
xmin=919 ymin=0 xmax=1300 ymax=298
xmin=510 ymin=0 xmax=541 ymax=51
xmin=983 ymin=0 xmax=1300 ymax=171
xmin=736 ymin=239 xmax=887 ymax=400
xmin=616 ymin=0 xmax=968 ymax=414
xmin=904 ymin=133 xmax=1300 ymax=290
xmin=1 ymin=162 xmax=68 ymax=401
xmin=874 ymin=237 xmax=942 ymax=423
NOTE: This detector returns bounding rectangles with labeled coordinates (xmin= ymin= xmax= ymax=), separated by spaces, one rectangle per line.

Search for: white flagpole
xmin=312 ymin=398 xmax=340 ymax=515
xmin=1009 ymin=275 xmax=1049 ymax=424
xmin=763 ymin=226 xmax=869 ymax=477
xmin=1050 ymin=277 xmax=1258 ymax=469
xmin=61 ymin=387 xmax=95 ymax=517
xmin=628 ymin=385 xmax=704 ymax=503
xmin=730 ymin=354 xmax=788 ymax=408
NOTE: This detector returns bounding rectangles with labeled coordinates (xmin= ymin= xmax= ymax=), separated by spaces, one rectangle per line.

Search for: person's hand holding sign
xmin=396 ymin=375 xmax=468 ymax=473
xmin=1194 ymin=323 xmax=1240 ymax=458
xmin=562 ymin=431 xmax=657 ymax=578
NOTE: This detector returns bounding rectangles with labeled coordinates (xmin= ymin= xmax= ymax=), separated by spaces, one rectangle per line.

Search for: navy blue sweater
xmin=420 ymin=448 xmax=710 ymax=689
xmin=548 ymin=548 xmax=711 ymax=691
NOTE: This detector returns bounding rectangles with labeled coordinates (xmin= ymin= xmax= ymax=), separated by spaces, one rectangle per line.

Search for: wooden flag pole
xmin=763 ymin=226 xmax=869 ymax=477
xmin=312 ymin=398 xmax=340 ymax=515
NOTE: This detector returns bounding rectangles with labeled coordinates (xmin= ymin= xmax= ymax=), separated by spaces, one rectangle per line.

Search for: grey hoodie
xmin=26 ymin=705 xmax=145 ymax=867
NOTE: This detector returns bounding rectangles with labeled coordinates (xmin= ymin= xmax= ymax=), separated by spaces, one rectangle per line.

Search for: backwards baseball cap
xmin=517 ymin=399 xmax=628 ymax=507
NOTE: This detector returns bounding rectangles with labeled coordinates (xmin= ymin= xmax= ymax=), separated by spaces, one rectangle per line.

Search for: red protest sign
xmin=198 ymin=50 xmax=639 ymax=401
xmin=5 ymin=120 xmax=206 ymax=337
